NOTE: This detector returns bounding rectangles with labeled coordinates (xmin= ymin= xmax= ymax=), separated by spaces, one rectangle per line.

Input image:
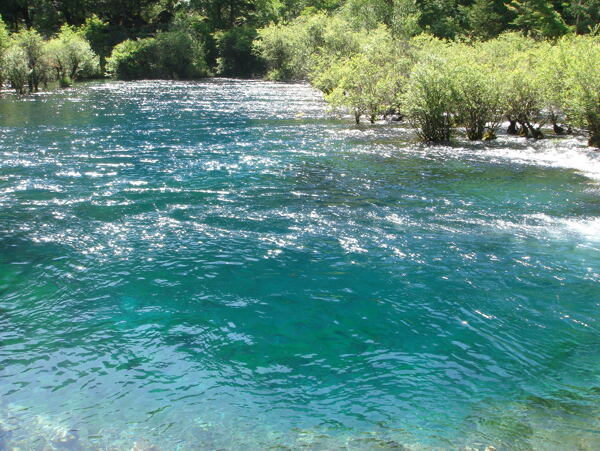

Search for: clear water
xmin=1 ymin=80 xmax=599 ymax=450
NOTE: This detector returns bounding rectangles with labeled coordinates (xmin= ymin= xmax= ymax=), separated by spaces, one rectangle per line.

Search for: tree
xmin=402 ymin=56 xmax=456 ymax=142
xmin=549 ymin=35 xmax=600 ymax=147
xmin=465 ymin=0 xmax=511 ymax=39
xmin=564 ymin=0 xmax=600 ymax=34
xmin=3 ymin=44 xmax=29 ymax=93
xmin=507 ymin=0 xmax=570 ymax=37
xmin=11 ymin=28 xmax=48 ymax=92
xmin=313 ymin=26 xmax=409 ymax=123
xmin=106 ymin=31 xmax=209 ymax=80
xmin=0 ymin=16 xmax=10 ymax=91
xmin=254 ymin=13 xmax=360 ymax=81
xmin=416 ymin=0 xmax=470 ymax=39
xmin=188 ymin=0 xmax=282 ymax=29
xmin=450 ymin=43 xmax=503 ymax=140
xmin=79 ymin=15 xmax=115 ymax=72
xmin=215 ymin=26 xmax=263 ymax=77
xmin=45 ymin=25 xmax=99 ymax=86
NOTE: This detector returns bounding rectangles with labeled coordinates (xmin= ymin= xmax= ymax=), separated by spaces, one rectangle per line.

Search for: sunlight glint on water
xmin=0 ymin=80 xmax=599 ymax=450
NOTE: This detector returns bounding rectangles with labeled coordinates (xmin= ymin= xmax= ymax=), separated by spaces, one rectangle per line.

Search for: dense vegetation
xmin=258 ymin=21 xmax=600 ymax=146
xmin=0 ymin=0 xmax=599 ymax=146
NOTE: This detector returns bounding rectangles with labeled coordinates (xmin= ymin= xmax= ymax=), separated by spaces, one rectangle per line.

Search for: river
xmin=0 ymin=79 xmax=599 ymax=450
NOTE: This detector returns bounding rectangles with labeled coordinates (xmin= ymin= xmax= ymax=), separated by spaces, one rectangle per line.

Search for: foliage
xmin=312 ymin=26 xmax=409 ymax=123
xmin=3 ymin=44 xmax=29 ymax=94
xmin=215 ymin=26 xmax=263 ymax=77
xmin=45 ymin=25 xmax=100 ymax=83
xmin=106 ymin=38 xmax=154 ymax=80
xmin=448 ymin=44 xmax=503 ymax=140
xmin=171 ymin=12 xmax=217 ymax=67
xmin=547 ymin=35 xmax=600 ymax=146
xmin=564 ymin=0 xmax=600 ymax=34
xmin=79 ymin=15 xmax=117 ymax=71
xmin=254 ymin=13 xmax=360 ymax=81
xmin=402 ymin=49 xmax=456 ymax=142
xmin=465 ymin=0 xmax=511 ymax=39
xmin=0 ymin=16 xmax=10 ymax=90
xmin=507 ymin=0 xmax=570 ymax=38
xmin=154 ymin=30 xmax=209 ymax=79
xmin=107 ymin=31 xmax=209 ymax=80
xmin=254 ymin=13 xmax=328 ymax=81
xmin=10 ymin=29 xmax=49 ymax=93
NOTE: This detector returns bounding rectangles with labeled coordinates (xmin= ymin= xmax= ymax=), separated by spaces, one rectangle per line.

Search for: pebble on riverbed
xmin=131 ymin=438 xmax=162 ymax=451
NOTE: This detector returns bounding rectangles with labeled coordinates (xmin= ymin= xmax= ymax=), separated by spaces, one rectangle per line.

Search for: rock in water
xmin=483 ymin=130 xmax=497 ymax=141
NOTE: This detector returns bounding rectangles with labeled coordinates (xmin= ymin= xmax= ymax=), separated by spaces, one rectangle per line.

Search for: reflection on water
xmin=0 ymin=79 xmax=599 ymax=450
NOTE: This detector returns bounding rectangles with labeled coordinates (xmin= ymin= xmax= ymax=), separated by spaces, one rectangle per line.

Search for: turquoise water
xmin=0 ymin=79 xmax=599 ymax=450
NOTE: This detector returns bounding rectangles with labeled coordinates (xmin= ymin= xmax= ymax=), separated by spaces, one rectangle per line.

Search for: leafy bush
xmin=449 ymin=44 xmax=503 ymax=140
xmin=107 ymin=31 xmax=209 ymax=80
xmin=3 ymin=45 xmax=29 ymax=94
xmin=0 ymin=16 xmax=9 ymax=91
xmin=215 ymin=26 xmax=263 ymax=78
xmin=549 ymin=35 xmax=600 ymax=147
xmin=477 ymin=33 xmax=546 ymax=137
xmin=106 ymin=38 xmax=155 ymax=80
xmin=313 ymin=26 xmax=409 ymax=123
xmin=171 ymin=12 xmax=217 ymax=67
xmin=79 ymin=15 xmax=117 ymax=72
xmin=339 ymin=0 xmax=421 ymax=37
xmin=45 ymin=25 xmax=99 ymax=82
xmin=154 ymin=31 xmax=209 ymax=79
xmin=10 ymin=29 xmax=49 ymax=93
xmin=254 ymin=14 xmax=326 ymax=81
xmin=402 ymin=56 xmax=456 ymax=142
xmin=254 ymin=13 xmax=360 ymax=81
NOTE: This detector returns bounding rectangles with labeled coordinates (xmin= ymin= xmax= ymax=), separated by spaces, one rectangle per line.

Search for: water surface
xmin=1 ymin=80 xmax=599 ymax=450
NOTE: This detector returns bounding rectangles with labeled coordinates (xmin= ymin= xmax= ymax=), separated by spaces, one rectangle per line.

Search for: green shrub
xmin=171 ymin=12 xmax=217 ymax=67
xmin=11 ymin=29 xmax=49 ymax=93
xmin=106 ymin=38 xmax=155 ymax=80
xmin=3 ymin=45 xmax=29 ymax=94
xmin=254 ymin=22 xmax=302 ymax=81
xmin=215 ymin=26 xmax=263 ymax=78
xmin=45 ymin=25 xmax=99 ymax=83
xmin=313 ymin=26 xmax=410 ymax=123
xmin=478 ymin=33 xmax=546 ymax=137
xmin=339 ymin=0 xmax=422 ymax=37
xmin=551 ymin=35 xmax=600 ymax=147
xmin=79 ymin=15 xmax=115 ymax=73
xmin=154 ymin=31 xmax=209 ymax=79
xmin=402 ymin=56 xmax=456 ymax=142
xmin=254 ymin=13 xmax=360 ymax=81
xmin=107 ymin=32 xmax=209 ymax=80
xmin=0 ymin=16 xmax=9 ymax=91
xmin=449 ymin=44 xmax=503 ymax=140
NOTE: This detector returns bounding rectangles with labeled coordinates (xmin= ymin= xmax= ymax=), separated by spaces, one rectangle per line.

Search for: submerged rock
xmin=131 ymin=438 xmax=162 ymax=451
xmin=589 ymin=134 xmax=600 ymax=149
xmin=52 ymin=429 xmax=83 ymax=450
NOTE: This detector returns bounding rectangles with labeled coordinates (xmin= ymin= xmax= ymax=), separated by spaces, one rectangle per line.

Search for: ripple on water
xmin=0 ymin=79 xmax=600 ymax=450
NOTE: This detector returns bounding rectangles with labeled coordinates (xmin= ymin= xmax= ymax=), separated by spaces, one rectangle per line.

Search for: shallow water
xmin=0 ymin=79 xmax=599 ymax=450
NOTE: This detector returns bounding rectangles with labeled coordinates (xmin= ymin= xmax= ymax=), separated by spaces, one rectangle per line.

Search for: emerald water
xmin=1 ymin=80 xmax=599 ymax=450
